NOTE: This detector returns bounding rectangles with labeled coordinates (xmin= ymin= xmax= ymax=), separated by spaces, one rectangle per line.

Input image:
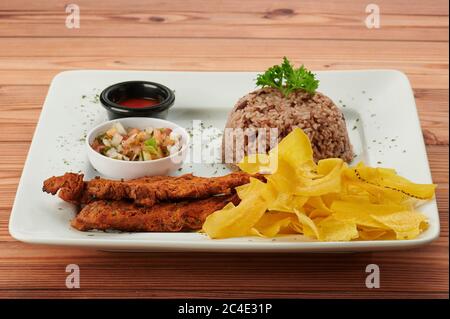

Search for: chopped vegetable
xmin=91 ymin=123 xmax=182 ymax=161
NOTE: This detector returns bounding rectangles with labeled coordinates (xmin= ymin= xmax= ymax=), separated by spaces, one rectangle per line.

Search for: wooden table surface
xmin=0 ymin=0 xmax=448 ymax=299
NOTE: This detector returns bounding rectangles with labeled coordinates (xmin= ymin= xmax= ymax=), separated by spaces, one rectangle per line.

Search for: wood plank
xmin=0 ymin=290 xmax=447 ymax=299
xmin=0 ymin=238 xmax=447 ymax=298
xmin=0 ymin=57 xmax=448 ymax=75
xmin=415 ymin=89 xmax=450 ymax=145
xmin=0 ymin=0 xmax=448 ymax=15
xmin=427 ymin=145 xmax=450 ymax=183
xmin=0 ymin=289 xmax=449 ymax=299
xmin=0 ymin=11 xmax=447 ymax=41
xmin=1 ymin=39 xmax=448 ymax=61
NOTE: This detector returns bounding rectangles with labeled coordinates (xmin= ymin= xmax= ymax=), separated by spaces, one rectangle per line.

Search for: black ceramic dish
xmin=100 ymin=81 xmax=175 ymax=120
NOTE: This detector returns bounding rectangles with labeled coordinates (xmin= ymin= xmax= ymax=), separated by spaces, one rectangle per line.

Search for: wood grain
xmin=0 ymin=11 xmax=448 ymax=41
xmin=0 ymin=0 xmax=448 ymax=299
xmin=0 ymin=0 xmax=448 ymax=15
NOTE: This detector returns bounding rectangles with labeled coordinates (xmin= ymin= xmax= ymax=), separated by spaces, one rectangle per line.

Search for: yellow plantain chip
xmin=318 ymin=217 xmax=359 ymax=241
xmin=370 ymin=211 xmax=428 ymax=240
xmin=358 ymin=228 xmax=388 ymax=241
xmin=266 ymin=160 xmax=298 ymax=194
xmin=345 ymin=162 xmax=437 ymax=201
xmin=238 ymin=153 xmax=277 ymax=175
xmin=274 ymin=128 xmax=315 ymax=168
xmin=294 ymin=209 xmax=320 ymax=239
xmin=268 ymin=193 xmax=308 ymax=213
xmin=309 ymin=209 xmax=331 ymax=219
xmin=202 ymin=195 xmax=268 ymax=239
xmin=317 ymin=158 xmax=344 ymax=175
xmin=252 ymin=212 xmax=294 ymax=237
xmin=235 ymin=183 xmax=251 ymax=200
xmin=330 ymin=201 xmax=403 ymax=229
xmin=295 ymin=160 xmax=345 ymax=196
xmin=203 ymin=128 xmax=436 ymax=242
xmin=307 ymin=196 xmax=333 ymax=213
xmin=237 ymin=177 xmax=276 ymax=202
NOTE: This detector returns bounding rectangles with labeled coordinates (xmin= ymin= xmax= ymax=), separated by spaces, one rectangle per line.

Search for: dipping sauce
xmin=100 ymin=81 xmax=175 ymax=119
xmin=118 ymin=97 xmax=160 ymax=109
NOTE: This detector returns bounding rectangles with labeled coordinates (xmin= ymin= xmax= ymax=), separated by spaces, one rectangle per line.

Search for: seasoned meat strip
xmin=42 ymin=173 xmax=195 ymax=205
xmin=71 ymin=194 xmax=239 ymax=232
xmin=43 ymin=172 xmax=261 ymax=207
xmin=42 ymin=173 xmax=85 ymax=205
xmin=86 ymin=172 xmax=257 ymax=206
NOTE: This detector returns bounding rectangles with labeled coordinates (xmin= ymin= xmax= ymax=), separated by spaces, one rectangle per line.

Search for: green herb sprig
xmin=256 ymin=57 xmax=319 ymax=96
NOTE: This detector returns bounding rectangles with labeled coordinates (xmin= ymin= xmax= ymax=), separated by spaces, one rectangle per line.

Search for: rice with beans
xmin=222 ymin=87 xmax=353 ymax=168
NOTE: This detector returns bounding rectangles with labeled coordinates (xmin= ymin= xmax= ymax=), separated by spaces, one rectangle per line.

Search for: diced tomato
xmin=153 ymin=129 xmax=163 ymax=143
xmin=128 ymin=128 xmax=140 ymax=136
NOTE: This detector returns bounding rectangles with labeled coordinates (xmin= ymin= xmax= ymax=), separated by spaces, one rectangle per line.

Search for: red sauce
xmin=119 ymin=98 xmax=160 ymax=108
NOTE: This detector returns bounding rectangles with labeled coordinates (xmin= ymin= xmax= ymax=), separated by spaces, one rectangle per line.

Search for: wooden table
xmin=0 ymin=0 xmax=448 ymax=299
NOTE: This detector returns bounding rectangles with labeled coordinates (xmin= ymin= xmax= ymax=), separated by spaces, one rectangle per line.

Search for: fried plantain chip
xmin=203 ymin=128 xmax=435 ymax=241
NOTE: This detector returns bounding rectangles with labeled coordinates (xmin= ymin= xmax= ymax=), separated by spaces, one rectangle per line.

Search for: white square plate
xmin=9 ymin=70 xmax=440 ymax=252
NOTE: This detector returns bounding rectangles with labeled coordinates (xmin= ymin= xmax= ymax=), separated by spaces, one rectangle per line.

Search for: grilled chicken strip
xmin=43 ymin=172 xmax=260 ymax=207
xmin=42 ymin=173 xmax=85 ymax=205
xmin=71 ymin=194 xmax=239 ymax=232
xmin=42 ymin=173 xmax=175 ymax=205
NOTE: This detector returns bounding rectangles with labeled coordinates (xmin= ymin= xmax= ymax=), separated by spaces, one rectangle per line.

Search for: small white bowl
xmin=86 ymin=117 xmax=189 ymax=179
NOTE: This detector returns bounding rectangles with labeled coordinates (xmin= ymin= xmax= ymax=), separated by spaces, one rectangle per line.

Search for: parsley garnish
xmin=256 ymin=57 xmax=319 ymax=96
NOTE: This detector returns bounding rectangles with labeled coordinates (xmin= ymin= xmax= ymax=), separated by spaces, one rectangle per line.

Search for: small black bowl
xmin=100 ymin=81 xmax=175 ymax=120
